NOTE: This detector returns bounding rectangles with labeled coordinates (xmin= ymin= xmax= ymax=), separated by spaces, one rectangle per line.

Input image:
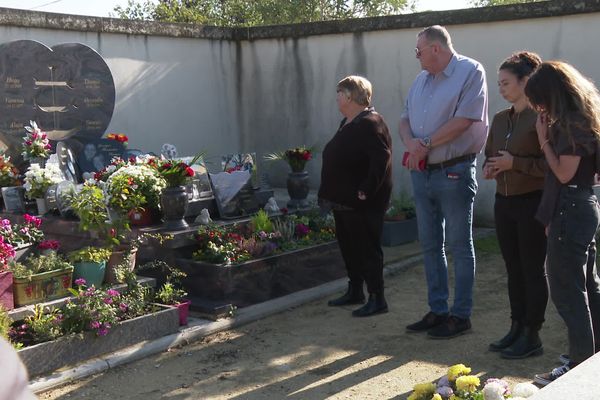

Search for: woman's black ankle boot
xmin=489 ymin=320 xmax=522 ymax=352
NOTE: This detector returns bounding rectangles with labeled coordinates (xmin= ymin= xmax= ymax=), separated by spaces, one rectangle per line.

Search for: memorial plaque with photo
xmin=76 ymin=138 xmax=126 ymax=175
xmin=0 ymin=40 xmax=115 ymax=167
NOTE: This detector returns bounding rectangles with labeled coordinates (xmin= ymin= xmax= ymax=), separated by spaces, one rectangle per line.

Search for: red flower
xmin=185 ymin=166 xmax=195 ymax=177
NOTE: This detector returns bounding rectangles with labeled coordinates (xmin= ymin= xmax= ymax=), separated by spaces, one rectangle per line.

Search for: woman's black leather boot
xmin=489 ymin=320 xmax=522 ymax=352
xmin=328 ymin=282 xmax=365 ymax=306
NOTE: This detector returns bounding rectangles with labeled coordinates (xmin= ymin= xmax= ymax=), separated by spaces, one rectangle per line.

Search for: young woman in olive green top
xmin=483 ymin=51 xmax=548 ymax=359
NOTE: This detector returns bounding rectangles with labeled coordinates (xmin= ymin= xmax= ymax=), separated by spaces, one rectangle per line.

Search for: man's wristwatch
xmin=420 ymin=137 xmax=432 ymax=150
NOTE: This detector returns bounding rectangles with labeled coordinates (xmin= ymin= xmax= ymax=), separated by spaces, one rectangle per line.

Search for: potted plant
xmin=265 ymin=145 xmax=316 ymax=208
xmin=23 ymin=163 xmax=62 ymax=214
xmin=67 ymin=247 xmax=112 ymax=288
xmin=104 ymin=164 xmax=166 ymax=226
xmin=0 ymin=151 xmax=20 ymax=190
xmin=139 ymin=260 xmax=190 ymax=325
xmin=8 ymin=252 xmax=74 ymax=307
xmin=382 ymin=193 xmax=418 ymax=247
xmin=153 ymin=152 xmax=202 ymax=230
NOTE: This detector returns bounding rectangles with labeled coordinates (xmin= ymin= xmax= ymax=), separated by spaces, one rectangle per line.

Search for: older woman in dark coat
xmin=319 ymin=75 xmax=393 ymax=317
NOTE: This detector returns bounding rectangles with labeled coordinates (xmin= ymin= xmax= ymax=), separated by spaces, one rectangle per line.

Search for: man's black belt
xmin=426 ymin=153 xmax=476 ymax=171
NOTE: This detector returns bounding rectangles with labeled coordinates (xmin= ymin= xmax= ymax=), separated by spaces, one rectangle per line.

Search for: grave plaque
xmin=76 ymin=138 xmax=126 ymax=175
xmin=0 ymin=40 xmax=115 ymax=168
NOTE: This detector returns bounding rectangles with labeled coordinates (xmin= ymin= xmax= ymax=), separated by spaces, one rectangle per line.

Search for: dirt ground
xmin=39 ymin=237 xmax=567 ymax=400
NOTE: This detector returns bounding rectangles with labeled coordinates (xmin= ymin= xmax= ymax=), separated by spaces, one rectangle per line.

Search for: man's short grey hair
xmin=418 ymin=25 xmax=453 ymax=51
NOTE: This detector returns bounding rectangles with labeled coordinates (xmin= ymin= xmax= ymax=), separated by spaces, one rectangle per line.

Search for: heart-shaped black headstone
xmin=0 ymin=40 xmax=115 ymax=166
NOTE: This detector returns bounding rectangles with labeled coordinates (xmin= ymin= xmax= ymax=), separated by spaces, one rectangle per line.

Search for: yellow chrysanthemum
xmin=431 ymin=394 xmax=443 ymax=400
xmin=447 ymin=364 xmax=472 ymax=381
xmin=456 ymin=375 xmax=480 ymax=392
xmin=408 ymin=382 xmax=436 ymax=400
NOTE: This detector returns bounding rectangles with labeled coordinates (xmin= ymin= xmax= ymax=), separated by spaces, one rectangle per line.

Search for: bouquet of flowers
xmin=93 ymin=157 xmax=130 ymax=182
xmin=407 ymin=363 xmax=540 ymax=400
xmin=21 ymin=121 xmax=52 ymax=161
xmin=104 ymin=164 xmax=166 ymax=213
xmin=265 ymin=145 xmax=314 ymax=173
xmin=23 ymin=163 xmax=63 ymax=199
xmin=107 ymin=133 xmax=129 ymax=147
xmin=0 ymin=152 xmax=20 ymax=187
xmin=151 ymin=153 xmax=202 ymax=188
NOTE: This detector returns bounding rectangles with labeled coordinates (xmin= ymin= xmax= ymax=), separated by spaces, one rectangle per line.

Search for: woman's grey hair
xmin=337 ymin=75 xmax=372 ymax=107
xmin=418 ymin=25 xmax=453 ymax=51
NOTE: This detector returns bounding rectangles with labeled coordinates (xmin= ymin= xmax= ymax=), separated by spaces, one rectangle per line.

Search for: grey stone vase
xmin=286 ymin=170 xmax=310 ymax=209
xmin=160 ymin=186 xmax=189 ymax=230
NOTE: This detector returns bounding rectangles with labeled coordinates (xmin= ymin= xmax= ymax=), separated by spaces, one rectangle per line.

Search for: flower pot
xmin=286 ymin=170 xmax=310 ymax=209
xmin=13 ymin=267 xmax=73 ymax=307
xmin=0 ymin=270 xmax=14 ymax=310
xmin=35 ymin=198 xmax=48 ymax=215
xmin=160 ymin=186 xmax=189 ymax=230
xmin=104 ymin=247 xmax=138 ymax=284
xmin=127 ymin=208 xmax=157 ymax=226
xmin=73 ymin=261 xmax=106 ymax=288
xmin=175 ymin=299 xmax=192 ymax=326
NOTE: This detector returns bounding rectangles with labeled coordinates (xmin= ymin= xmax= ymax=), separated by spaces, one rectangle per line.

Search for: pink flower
xmin=74 ymin=278 xmax=87 ymax=286
xmin=106 ymin=289 xmax=120 ymax=297
xmin=90 ymin=321 xmax=101 ymax=329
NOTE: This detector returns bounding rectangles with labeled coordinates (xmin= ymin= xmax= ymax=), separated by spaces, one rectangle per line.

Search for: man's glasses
xmin=415 ymin=44 xmax=433 ymax=57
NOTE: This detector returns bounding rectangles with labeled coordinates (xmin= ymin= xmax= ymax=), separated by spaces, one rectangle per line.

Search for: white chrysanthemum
xmin=513 ymin=382 xmax=539 ymax=398
xmin=482 ymin=382 xmax=505 ymax=400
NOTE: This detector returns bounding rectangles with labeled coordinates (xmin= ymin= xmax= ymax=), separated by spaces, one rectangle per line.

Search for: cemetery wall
xmin=1 ymin=1 xmax=599 ymax=225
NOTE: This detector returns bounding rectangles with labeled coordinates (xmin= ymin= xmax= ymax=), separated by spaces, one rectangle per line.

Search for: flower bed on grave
xmin=175 ymin=209 xmax=346 ymax=307
xmin=4 ymin=272 xmax=179 ymax=377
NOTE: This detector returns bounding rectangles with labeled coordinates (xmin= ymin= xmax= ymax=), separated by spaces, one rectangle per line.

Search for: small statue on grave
xmin=161 ymin=143 xmax=178 ymax=159
xmin=194 ymin=208 xmax=212 ymax=225
xmin=263 ymin=197 xmax=279 ymax=215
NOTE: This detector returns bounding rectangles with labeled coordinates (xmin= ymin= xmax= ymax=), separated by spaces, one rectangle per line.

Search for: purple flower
xmin=436 ymin=386 xmax=454 ymax=398
xmin=119 ymin=303 xmax=128 ymax=312
xmin=295 ymin=223 xmax=310 ymax=237
xmin=97 ymin=327 xmax=109 ymax=336
xmin=74 ymin=278 xmax=87 ymax=286
xmin=106 ymin=289 xmax=120 ymax=297
xmin=90 ymin=321 xmax=101 ymax=329
xmin=103 ymin=297 xmax=113 ymax=305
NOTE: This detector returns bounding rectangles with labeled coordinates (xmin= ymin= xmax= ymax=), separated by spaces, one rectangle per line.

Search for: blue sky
xmin=0 ymin=0 xmax=472 ymax=18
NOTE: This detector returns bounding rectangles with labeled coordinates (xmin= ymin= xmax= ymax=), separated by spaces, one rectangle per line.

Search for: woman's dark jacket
xmin=318 ymin=109 xmax=392 ymax=212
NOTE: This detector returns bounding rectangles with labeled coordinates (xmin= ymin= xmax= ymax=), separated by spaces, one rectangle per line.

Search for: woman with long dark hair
xmin=483 ymin=51 xmax=548 ymax=359
xmin=525 ymin=61 xmax=600 ymax=385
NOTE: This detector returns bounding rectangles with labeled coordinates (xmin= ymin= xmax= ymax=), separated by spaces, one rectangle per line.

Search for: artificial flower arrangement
xmin=0 ymin=152 xmax=20 ymax=187
xmin=265 ymin=145 xmax=315 ymax=173
xmin=21 ymin=121 xmax=52 ymax=162
xmin=407 ymin=363 xmax=540 ymax=400
xmin=192 ymin=209 xmax=336 ymax=265
xmin=107 ymin=133 xmax=129 ymax=147
xmin=23 ymin=163 xmax=63 ymax=199
xmin=104 ymin=164 xmax=166 ymax=214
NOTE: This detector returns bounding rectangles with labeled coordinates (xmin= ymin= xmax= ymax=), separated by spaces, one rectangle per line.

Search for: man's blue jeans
xmin=410 ymin=159 xmax=477 ymax=319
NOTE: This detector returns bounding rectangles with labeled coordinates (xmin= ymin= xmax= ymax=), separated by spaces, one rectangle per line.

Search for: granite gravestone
xmin=0 ymin=40 xmax=116 ymax=172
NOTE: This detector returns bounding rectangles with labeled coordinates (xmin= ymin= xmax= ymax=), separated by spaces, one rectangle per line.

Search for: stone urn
xmin=286 ymin=170 xmax=310 ymax=209
xmin=160 ymin=186 xmax=189 ymax=230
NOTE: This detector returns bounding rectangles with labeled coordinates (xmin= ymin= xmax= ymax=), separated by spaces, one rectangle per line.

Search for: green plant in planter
xmin=9 ymin=253 xmax=73 ymax=279
xmin=24 ymin=304 xmax=62 ymax=343
xmin=250 ymin=209 xmax=273 ymax=233
xmin=68 ymin=247 xmax=112 ymax=264
xmin=385 ymin=193 xmax=416 ymax=221
xmin=69 ymin=183 xmax=110 ymax=235
xmin=155 ymin=282 xmax=187 ymax=305
xmin=0 ymin=305 xmax=12 ymax=340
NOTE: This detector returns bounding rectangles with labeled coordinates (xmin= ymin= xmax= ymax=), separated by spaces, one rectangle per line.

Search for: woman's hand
xmin=486 ymin=150 xmax=514 ymax=174
xmin=536 ymin=112 xmax=550 ymax=146
xmin=482 ymin=163 xmax=497 ymax=179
